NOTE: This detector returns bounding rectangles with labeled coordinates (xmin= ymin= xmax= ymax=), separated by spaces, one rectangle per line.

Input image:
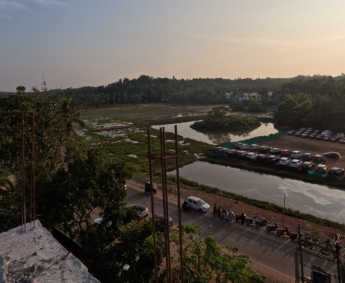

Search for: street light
xmin=283 ymin=193 xmax=286 ymax=225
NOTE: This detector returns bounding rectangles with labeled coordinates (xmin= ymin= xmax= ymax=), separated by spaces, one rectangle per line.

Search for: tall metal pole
xmin=283 ymin=194 xmax=286 ymax=225
xmin=147 ymin=129 xmax=158 ymax=283
xmin=162 ymin=127 xmax=172 ymax=283
xmin=298 ymin=224 xmax=304 ymax=283
xmin=31 ymin=110 xmax=36 ymax=228
xmin=160 ymin=128 xmax=171 ymax=283
xmin=21 ymin=111 xmax=26 ymax=232
xmin=174 ymin=125 xmax=184 ymax=282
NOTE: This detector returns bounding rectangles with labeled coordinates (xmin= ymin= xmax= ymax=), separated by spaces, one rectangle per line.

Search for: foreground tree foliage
xmin=191 ymin=107 xmax=260 ymax=131
xmin=170 ymin=225 xmax=263 ymax=283
xmin=0 ymin=86 xmax=84 ymax=230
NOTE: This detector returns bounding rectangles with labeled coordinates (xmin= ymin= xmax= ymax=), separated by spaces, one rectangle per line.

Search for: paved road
xmin=126 ymin=181 xmax=338 ymax=282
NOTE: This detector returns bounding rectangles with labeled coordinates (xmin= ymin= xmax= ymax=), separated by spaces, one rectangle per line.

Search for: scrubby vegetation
xmin=191 ymin=106 xmax=260 ymax=131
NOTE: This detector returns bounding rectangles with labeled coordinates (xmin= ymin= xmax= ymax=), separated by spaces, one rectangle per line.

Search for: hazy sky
xmin=1 ymin=0 xmax=345 ymax=91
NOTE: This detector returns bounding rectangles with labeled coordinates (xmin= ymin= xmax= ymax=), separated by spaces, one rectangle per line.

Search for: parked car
xmin=279 ymin=157 xmax=291 ymax=166
xmin=339 ymin=139 xmax=345 ymax=144
xmin=294 ymin=131 xmax=302 ymax=137
xmin=246 ymin=152 xmax=257 ymax=160
xmin=227 ymin=149 xmax=238 ymax=157
xmin=313 ymin=154 xmax=323 ymax=163
xmin=249 ymin=144 xmax=260 ymax=151
xmin=237 ymin=151 xmax=247 ymax=158
xmin=315 ymin=164 xmax=328 ymax=174
xmin=300 ymin=128 xmax=307 ymax=132
xmin=270 ymin=148 xmax=281 ymax=154
xmin=337 ymin=133 xmax=345 ymax=138
xmin=316 ymin=134 xmax=324 ymax=140
xmin=306 ymin=127 xmax=314 ymax=132
xmin=130 ymin=204 xmax=149 ymax=218
xmin=287 ymin=130 xmax=296 ymax=135
xmin=313 ymin=129 xmax=321 ymax=134
xmin=328 ymin=167 xmax=345 ymax=176
xmin=145 ymin=182 xmax=157 ymax=194
xmin=331 ymin=136 xmax=340 ymax=142
xmin=323 ymin=152 xmax=340 ymax=159
xmin=321 ymin=130 xmax=332 ymax=136
xmin=323 ymin=135 xmax=332 ymax=141
xmin=267 ymin=155 xmax=279 ymax=163
xmin=302 ymin=153 xmax=313 ymax=161
xmin=281 ymin=149 xmax=292 ymax=157
xmin=256 ymin=154 xmax=268 ymax=162
xmin=290 ymin=159 xmax=303 ymax=168
xmin=216 ymin=146 xmax=224 ymax=152
xmin=309 ymin=133 xmax=316 ymax=139
xmin=185 ymin=196 xmax=210 ymax=213
xmin=235 ymin=142 xmax=244 ymax=149
xmin=301 ymin=132 xmax=309 ymax=138
xmin=301 ymin=162 xmax=315 ymax=171
xmin=240 ymin=144 xmax=251 ymax=150
xmin=258 ymin=146 xmax=272 ymax=153
xmin=153 ymin=214 xmax=174 ymax=229
xmin=291 ymin=151 xmax=303 ymax=159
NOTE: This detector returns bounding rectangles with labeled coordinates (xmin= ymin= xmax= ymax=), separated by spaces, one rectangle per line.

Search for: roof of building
xmin=0 ymin=220 xmax=100 ymax=283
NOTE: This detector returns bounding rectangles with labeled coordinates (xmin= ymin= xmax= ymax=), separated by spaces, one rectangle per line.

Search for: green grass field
xmin=81 ymin=103 xmax=228 ymax=121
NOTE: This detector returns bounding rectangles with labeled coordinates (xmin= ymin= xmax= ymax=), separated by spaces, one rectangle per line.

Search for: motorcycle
xmin=276 ymin=226 xmax=290 ymax=237
xmin=266 ymin=223 xmax=278 ymax=233
xmin=182 ymin=201 xmax=189 ymax=211
xmin=235 ymin=214 xmax=246 ymax=222
xmin=255 ymin=218 xmax=267 ymax=229
xmin=245 ymin=216 xmax=255 ymax=225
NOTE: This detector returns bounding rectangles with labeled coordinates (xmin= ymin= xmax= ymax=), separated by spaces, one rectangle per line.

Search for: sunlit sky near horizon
xmin=1 ymin=0 xmax=345 ymax=91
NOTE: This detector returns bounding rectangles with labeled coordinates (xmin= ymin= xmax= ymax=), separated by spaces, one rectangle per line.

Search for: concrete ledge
xmin=0 ymin=220 xmax=100 ymax=283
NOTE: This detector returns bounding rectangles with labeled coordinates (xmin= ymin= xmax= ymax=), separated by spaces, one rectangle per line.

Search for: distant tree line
xmin=36 ymin=74 xmax=345 ymax=107
xmin=274 ymin=90 xmax=345 ymax=131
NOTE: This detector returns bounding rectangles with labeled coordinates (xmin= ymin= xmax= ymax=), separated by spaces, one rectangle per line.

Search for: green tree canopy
xmin=170 ymin=225 xmax=263 ymax=283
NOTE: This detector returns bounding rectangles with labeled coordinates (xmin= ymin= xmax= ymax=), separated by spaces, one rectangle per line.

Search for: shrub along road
xmin=125 ymin=181 xmax=338 ymax=283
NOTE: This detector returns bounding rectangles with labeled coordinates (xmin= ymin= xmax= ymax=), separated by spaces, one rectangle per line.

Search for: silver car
xmin=130 ymin=204 xmax=149 ymax=218
xmin=185 ymin=196 xmax=210 ymax=213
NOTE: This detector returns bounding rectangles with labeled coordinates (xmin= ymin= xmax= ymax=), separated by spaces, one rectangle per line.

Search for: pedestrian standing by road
xmin=241 ymin=212 xmax=245 ymax=225
xmin=217 ymin=206 xmax=221 ymax=220
xmin=323 ymin=155 xmax=326 ymax=164
xmin=213 ymin=203 xmax=217 ymax=217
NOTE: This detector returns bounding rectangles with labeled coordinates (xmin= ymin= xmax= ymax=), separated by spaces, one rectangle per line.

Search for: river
xmin=152 ymin=122 xmax=278 ymax=145
xmin=168 ymin=161 xmax=345 ymax=223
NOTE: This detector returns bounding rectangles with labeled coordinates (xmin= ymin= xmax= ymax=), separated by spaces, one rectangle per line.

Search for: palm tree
xmin=0 ymin=168 xmax=16 ymax=191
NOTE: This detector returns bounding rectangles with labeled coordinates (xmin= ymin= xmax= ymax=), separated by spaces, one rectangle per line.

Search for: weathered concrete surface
xmin=0 ymin=220 xmax=99 ymax=283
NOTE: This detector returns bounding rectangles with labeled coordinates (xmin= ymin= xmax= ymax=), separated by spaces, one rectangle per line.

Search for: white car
xmin=249 ymin=144 xmax=260 ymax=151
xmin=321 ymin=130 xmax=331 ymax=136
xmin=291 ymin=151 xmax=303 ymax=159
xmin=130 ymin=204 xmax=149 ymax=218
xmin=185 ymin=196 xmax=210 ymax=213
xmin=290 ymin=159 xmax=303 ymax=168
xmin=240 ymin=144 xmax=251 ymax=150
xmin=279 ymin=157 xmax=291 ymax=166
xmin=246 ymin=152 xmax=257 ymax=160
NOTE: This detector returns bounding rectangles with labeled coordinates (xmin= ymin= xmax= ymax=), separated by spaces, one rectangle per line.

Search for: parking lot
xmin=258 ymin=134 xmax=344 ymax=169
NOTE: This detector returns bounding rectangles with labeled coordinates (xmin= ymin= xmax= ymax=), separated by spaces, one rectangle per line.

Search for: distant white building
xmin=226 ymin=91 xmax=274 ymax=101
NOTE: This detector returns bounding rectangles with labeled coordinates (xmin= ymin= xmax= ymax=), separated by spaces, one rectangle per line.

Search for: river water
xmin=168 ymin=161 xmax=345 ymax=223
xmin=152 ymin=122 xmax=278 ymax=145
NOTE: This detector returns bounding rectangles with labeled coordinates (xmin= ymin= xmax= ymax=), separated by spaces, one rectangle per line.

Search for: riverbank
xmin=130 ymin=175 xmax=345 ymax=238
xmin=203 ymin=156 xmax=345 ymax=190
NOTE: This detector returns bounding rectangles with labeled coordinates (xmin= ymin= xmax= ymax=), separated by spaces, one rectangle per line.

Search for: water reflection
xmin=152 ymin=122 xmax=278 ymax=145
